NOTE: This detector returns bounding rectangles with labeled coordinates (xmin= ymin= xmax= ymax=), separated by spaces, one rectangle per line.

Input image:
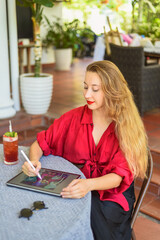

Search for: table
xmin=0 ymin=145 xmax=94 ymax=240
xmin=18 ymin=44 xmax=34 ymax=74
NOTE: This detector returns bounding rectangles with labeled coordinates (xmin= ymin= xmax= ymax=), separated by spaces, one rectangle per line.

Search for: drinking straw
xmin=9 ymin=120 xmax=12 ymax=132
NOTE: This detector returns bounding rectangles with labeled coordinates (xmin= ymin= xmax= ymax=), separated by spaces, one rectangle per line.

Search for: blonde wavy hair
xmin=87 ymin=60 xmax=148 ymax=178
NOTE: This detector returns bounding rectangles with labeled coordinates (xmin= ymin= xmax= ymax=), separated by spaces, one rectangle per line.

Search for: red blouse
xmin=37 ymin=105 xmax=134 ymax=211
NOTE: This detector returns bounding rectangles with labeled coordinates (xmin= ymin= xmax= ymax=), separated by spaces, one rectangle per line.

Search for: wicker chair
xmin=110 ymin=43 xmax=160 ymax=115
xmin=103 ymin=26 xmax=123 ymax=56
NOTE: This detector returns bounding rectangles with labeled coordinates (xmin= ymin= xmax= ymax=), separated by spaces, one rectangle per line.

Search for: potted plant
xmin=16 ymin=0 xmax=56 ymax=115
xmin=43 ymin=17 xmax=82 ymax=70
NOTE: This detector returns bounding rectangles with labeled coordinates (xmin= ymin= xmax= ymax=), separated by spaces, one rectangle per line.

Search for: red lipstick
xmin=87 ymin=100 xmax=95 ymax=105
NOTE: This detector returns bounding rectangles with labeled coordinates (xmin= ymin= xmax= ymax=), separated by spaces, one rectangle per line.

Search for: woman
xmin=22 ymin=61 xmax=148 ymax=240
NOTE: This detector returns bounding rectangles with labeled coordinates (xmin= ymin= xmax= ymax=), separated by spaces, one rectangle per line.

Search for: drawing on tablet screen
xmin=21 ymin=169 xmax=68 ymax=190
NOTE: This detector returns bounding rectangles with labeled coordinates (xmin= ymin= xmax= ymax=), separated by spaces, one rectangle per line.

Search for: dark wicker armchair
xmin=110 ymin=43 xmax=160 ymax=115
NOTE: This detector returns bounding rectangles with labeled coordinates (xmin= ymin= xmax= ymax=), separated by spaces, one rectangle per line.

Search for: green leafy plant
xmin=78 ymin=26 xmax=95 ymax=43
xmin=137 ymin=18 xmax=160 ymax=42
xmin=131 ymin=0 xmax=160 ymax=41
xmin=43 ymin=17 xmax=82 ymax=56
xmin=16 ymin=0 xmax=56 ymax=77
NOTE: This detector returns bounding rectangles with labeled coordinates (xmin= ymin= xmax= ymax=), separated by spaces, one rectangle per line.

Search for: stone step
xmin=135 ymin=166 xmax=160 ymax=198
xmin=134 ymin=163 xmax=160 ymax=221
xmin=18 ymin=126 xmax=48 ymax=146
xmin=135 ymin=188 xmax=160 ymax=221
xmin=0 ymin=111 xmax=44 ymax=136
xmin=151 ymin=150 xmax=160 ymax=167
xmin=0 ymin=113 xmax=55 ymax=145
xmin=140 ymin=197 xmax=160 ymax=221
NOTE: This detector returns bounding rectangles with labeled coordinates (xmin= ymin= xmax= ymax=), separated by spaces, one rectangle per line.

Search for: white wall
xmin=22 ymin=3 xmax=62 ymax=66
xmin=0 ymin=0 xmax=16 ymax=118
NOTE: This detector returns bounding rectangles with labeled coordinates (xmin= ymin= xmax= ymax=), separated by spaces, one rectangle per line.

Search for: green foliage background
xmin=134 ymin=0 xmax=160 ymax=41
xmin=64 ymin=0 xmax=160 ymax=41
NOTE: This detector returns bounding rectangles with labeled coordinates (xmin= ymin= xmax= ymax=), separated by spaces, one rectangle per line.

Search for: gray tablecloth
xmin=0 ymin=145 xmax=93 ymax=240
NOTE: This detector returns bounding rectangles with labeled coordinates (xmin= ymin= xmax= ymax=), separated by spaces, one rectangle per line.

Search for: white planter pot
xmin=20 ymin=73 xmax=53 ymax=115
xmin=55 ymin=48 xmax=72 ymax=71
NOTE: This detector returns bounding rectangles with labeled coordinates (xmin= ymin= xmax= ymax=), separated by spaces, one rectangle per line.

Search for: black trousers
xmin=91 ymin=182 xmax=135 ymax=240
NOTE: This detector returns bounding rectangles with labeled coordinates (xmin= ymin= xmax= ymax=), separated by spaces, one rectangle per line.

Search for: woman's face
xmin=83 ymin=71 xmax=105 ymax=111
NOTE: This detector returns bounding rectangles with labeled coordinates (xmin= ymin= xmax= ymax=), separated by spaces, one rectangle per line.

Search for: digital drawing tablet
xmin=6 ymin=168 xmax=81 ymax=196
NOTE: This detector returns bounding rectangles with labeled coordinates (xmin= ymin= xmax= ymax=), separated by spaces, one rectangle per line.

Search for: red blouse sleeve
xmin=109 ymin=149 xmax=134 ymax=194
xmin=37 ymin=114 xmax=69 ymax=156
xmin=37 ymin=130 xmax=51 ymax=155
xmin=36 ymin=106 xmax=85 ymax=157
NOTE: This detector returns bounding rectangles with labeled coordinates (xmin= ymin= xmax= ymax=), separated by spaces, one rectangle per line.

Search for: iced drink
xmin=3 ymin=132 xmax=18 ymax=165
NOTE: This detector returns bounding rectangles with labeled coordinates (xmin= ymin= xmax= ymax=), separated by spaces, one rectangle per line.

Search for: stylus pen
xmin=21 ymin=150 xmax=42 ymax=180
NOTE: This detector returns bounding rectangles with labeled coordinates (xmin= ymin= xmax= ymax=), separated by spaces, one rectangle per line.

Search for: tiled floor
xmin=0 ymin=57 xmax=160 ymax=239
xmin=134 ymin=215 xmax=160 ymax=240
xmin=46 ymin=58 xmax=87 ymax=118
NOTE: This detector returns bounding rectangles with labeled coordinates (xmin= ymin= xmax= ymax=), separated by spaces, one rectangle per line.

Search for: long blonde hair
xmin=87 ymin=60 xmax=148 ymax=178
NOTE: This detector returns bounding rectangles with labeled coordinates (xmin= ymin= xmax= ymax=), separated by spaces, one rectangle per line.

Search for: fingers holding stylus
xmin=22 ymin=161 xmax=41 ymax=177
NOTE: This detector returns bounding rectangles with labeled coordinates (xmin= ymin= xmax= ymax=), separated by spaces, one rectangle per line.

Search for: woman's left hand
xmin=61 ymin=179 xmax=91 ymax=199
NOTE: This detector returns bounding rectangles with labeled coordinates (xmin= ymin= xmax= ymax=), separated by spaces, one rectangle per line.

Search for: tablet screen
xmin=6 ymin=168 xmax=81 ymax=196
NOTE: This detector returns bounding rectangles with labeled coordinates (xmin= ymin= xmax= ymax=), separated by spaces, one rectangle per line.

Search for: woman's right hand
xmin=22 ymin=160 xmax=41 ymax=177
xmin=22 ymin=140 xmax=43 ymax=177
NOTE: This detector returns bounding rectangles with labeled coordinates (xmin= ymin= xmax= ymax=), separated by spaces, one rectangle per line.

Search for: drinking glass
xmin=3 ymin=135 xmax=18 ymax=165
